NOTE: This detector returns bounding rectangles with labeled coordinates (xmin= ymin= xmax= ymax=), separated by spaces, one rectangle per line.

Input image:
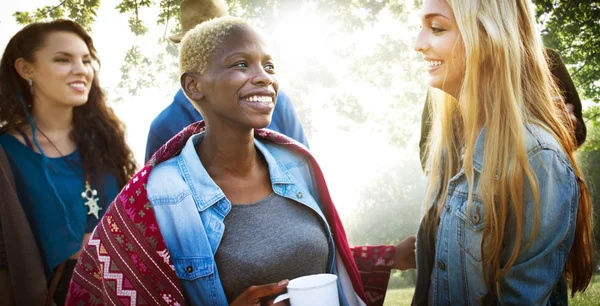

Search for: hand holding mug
xmin=273 ymin=274 xmax=339 ymax=306
xmin=230 ymin=280 xmax=289 ymax=306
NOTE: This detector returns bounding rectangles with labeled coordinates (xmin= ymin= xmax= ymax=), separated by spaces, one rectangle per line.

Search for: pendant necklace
xmin=37 ymin=128 xmax=102 ymax=219
xmin=81 ymin=176 xmax=101 ymax=219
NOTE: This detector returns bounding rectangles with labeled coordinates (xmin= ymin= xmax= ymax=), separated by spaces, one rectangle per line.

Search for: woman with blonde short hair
xmin=67 ymin=16 xmax=418 ymax=306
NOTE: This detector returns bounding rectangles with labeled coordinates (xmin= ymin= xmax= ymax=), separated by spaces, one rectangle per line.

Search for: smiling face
xmin=414 ymin=0 xmax=465 ymax=97
xmin=25 ymin=31 xmax=94 ymax=109
xmin=191 ymin=24 xmax=279 ymax=130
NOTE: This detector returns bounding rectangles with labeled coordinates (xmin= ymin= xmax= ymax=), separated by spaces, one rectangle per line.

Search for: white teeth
xmin=70 ymin=83 xmax=85 ymax=89
xmin=427 ymin=61 xmax=443 ymax=67
xmin=245 ymin=95 xmax=273 ymax=104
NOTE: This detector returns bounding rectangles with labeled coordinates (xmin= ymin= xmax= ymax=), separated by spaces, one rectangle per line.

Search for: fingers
xmin=244 ymin=280 xmax=288 ymax=300
xmin=231 ymin=280 xmax=288 ymax=306
xmin=267 ymin=300 xmax=288 ymax=306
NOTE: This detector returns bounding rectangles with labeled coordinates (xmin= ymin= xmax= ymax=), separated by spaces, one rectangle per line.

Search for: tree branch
xmin=163 ymin=0 xmax=171 ymax=39
xmin=571 ymin=64 xmax=585 ymax=77
xmin=135 ymin=0 xmax=139 ymax=32
xmin=42 ymin=0 xmax=69 ymax=17
xmin=585 ymin=111 xmax=600 ymax=122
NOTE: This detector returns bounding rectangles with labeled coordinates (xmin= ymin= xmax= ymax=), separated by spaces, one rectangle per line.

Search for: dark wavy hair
xmin=0 ymin=19 xmax=137 ymax=187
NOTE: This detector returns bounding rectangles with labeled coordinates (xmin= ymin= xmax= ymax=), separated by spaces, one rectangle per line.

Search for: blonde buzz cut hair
xmin=179 ymin=16 xmax=249 ymax=75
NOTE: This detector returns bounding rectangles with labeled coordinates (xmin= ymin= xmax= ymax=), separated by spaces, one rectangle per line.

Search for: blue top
xmin=144 ymin=89 xmax=309 ymax=163
xmin=0 ymin=133 xmax=119 ymax=277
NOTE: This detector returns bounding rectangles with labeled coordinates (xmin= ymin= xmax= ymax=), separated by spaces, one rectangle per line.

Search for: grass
xmin=383 ymin=287 xmax=414 ymax=306
xmin=383 ymin=275 xmax=600 ymax=306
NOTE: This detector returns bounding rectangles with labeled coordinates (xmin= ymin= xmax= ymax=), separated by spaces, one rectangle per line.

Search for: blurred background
xmin=1 ymin=1 xmax=599 ymax=304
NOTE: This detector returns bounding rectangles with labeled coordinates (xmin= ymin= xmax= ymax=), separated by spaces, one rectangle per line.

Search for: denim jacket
xmin=146 ymin=132 xmax=362 ymax=306
xmin=414 ymin=124 xmax=579 ymax=306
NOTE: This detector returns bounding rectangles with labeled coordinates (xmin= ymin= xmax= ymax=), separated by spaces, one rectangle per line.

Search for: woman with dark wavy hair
xmin=0 ymin=19 xmax=137 ymax=305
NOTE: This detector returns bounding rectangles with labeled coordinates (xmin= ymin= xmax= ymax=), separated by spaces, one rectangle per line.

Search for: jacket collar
xmin=178 ymin=132 xmax=295 ymax=212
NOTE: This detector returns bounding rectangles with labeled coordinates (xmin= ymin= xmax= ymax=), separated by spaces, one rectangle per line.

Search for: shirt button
xmin=297 ymin=192 xmax=303 ymax=199
xmin=186 ymin=266 xmax=194 ymax=273
xmin=438 ymin=261 xmax=446 ymax=271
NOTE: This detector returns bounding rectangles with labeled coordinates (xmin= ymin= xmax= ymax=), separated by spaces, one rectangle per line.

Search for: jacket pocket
xmin=173 ymin=257 xmax=214 ymax=281
xmin=456 ymin=197 xmax=485 ymax=262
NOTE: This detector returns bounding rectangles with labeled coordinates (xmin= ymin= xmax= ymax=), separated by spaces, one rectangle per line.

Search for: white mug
xmin=273 ymin=273 xmax=339 ymax=306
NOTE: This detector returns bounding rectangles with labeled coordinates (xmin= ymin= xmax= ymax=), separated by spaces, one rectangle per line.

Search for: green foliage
xmin=226 ymin=0 xmax=279 ymax=18
xmin=157 ymin=0 xmax=180 ymax=23
xmin=226 ymin=0 xmax=408 ymax=28
xmin=13 ymin=0 xmax=100 ymax=32
xmin=127 ymin=16 xmax=149 ymax=36
xmin=347 ymin=33 xmax=427 ymax=146
xmin=333 ymin=93 xmax=369 ymax=128
xmin=13 ymin=11 xmax=35 ymax=25
xmin=382 ymin=287 xmax=415 ymax=305
xmin=12 ymin=0 xmax=600 ymax=108
xmin=118 ymin=45 xmax=157 ymax=96
xmin=536 ymin=1 xmax=600 ymax=103
xmin=346 ymin=161 xmax=425 ymax=246
xmin=581 ymin=107 xmax=600 ymax=152
xmin=387 ymin=270 xmax=416 ymax=289
xmin=116 ymin=0 xmax=153 ymax=35
xmin=578 ymin=108 xmax=600 ymax=257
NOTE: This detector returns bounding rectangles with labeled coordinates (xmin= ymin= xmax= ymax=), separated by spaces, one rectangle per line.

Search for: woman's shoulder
xmin=524 ymin=124 xmax=574 ymax=173
xmin=525 ymin=124 xmax=568 ymax=156
xmin=146 ymin=155 xmax=192 ymax=203
xmin=0 ymin=132 xmax=18 ymax=144
xmin=0 ymin=132 xmax=30 ymax=155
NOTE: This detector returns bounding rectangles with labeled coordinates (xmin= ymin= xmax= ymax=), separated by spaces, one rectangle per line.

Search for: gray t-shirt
xmin=215 ymin=193 xmax=330 ymax=302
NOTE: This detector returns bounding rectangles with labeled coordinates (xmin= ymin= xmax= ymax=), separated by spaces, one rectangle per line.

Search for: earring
xmin=28 ymin=78 xmax=33 ymax=95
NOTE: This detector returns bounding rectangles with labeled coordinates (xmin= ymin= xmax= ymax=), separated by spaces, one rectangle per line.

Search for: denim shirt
xmin=146 ymin=133 xmax=354 ymax=306
xmin=416 ymin=124 xmax=579 ymax=306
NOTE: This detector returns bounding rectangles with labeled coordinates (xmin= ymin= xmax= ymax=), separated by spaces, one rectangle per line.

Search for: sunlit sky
xmin=0 ymin=0 xmax=428 ymax=219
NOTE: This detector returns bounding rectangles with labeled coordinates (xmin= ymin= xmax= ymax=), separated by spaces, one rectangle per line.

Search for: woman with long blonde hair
xmin=412 ymin=0 xmax=593 ymax=304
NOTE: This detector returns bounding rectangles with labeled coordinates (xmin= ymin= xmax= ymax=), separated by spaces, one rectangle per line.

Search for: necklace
xmin=36 ymin=128 xmax=102 ymax=219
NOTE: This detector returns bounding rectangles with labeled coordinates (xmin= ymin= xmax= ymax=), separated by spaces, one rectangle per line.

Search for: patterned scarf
xmin=65 ymin=121 xmax=392 ymax=306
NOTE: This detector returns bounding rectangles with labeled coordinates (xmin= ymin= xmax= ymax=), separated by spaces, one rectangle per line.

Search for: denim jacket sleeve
xmin=498 ymin=148 xmax=578 ymax=306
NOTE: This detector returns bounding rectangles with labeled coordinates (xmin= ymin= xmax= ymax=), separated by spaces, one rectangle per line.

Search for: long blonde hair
xmin=423 ymin=0 xmax=593 ymax=296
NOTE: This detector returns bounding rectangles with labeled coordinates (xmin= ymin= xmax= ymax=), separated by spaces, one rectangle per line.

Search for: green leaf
xmin=537 ymin=0 xmax=600 ymax=104
xmin=13 ymin=11 xmax=34 ymax=25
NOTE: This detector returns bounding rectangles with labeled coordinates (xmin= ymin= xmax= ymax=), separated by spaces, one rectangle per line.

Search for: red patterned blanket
xmin=66 ymin=121 xmax=394 ymax=306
